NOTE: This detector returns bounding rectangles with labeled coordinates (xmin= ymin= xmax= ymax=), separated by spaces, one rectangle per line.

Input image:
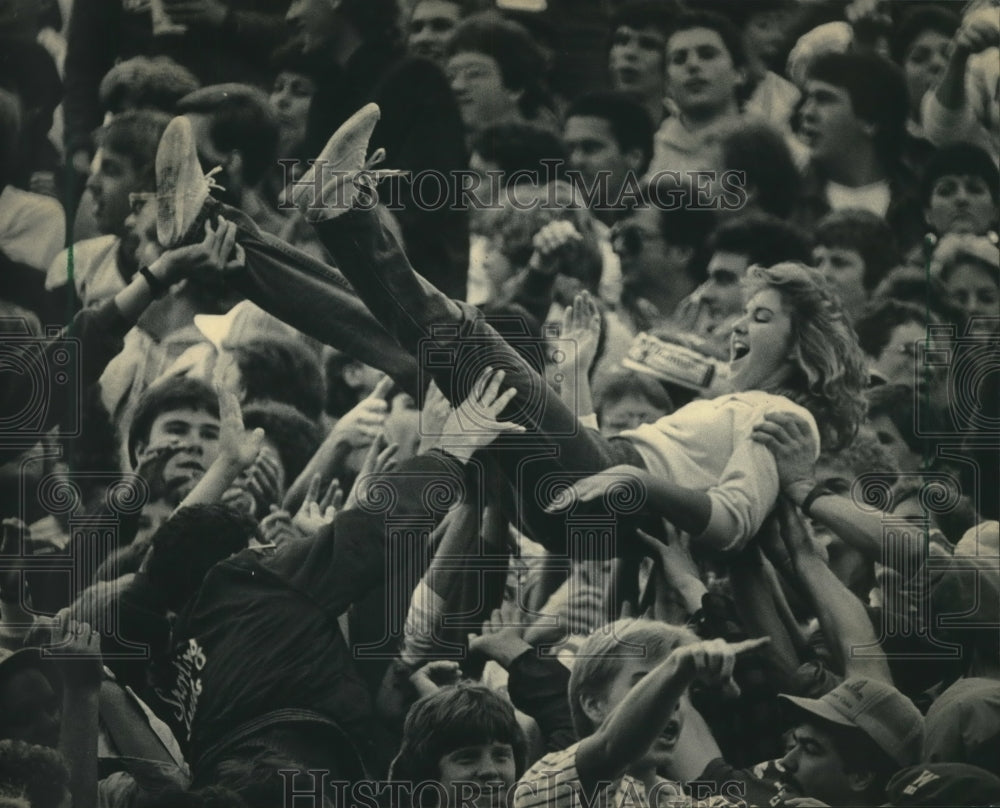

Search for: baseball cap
xmin=886 ymin=763 xmax=1000 ymax=807
xmin=779 ymin=677 xmax=924 ymax=767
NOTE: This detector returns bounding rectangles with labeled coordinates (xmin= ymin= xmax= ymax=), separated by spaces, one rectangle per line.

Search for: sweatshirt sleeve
xmin=697 ymin=399 xmax=820 ymax=552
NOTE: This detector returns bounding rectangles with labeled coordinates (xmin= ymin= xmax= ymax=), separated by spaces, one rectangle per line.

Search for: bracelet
xmin=139 ymin=266 xmax=168 ymax=299
xmin=801 ymin=482 xmax=836 ymax=518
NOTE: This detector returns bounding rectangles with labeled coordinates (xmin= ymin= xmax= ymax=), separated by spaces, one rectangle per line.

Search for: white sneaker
xmin=155 ymin=116 xmax=222 ymax=248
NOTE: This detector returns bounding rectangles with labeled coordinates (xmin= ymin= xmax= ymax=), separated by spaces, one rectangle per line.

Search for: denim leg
xmin=211 ymin=200 xmax=421 ymax=396
xmin=313 ymin=207 xmax=648 ymax=557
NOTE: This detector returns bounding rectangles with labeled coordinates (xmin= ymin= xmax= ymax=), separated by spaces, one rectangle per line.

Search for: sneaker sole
xmin=291 ymin=103 xmax=382 ymax=212
xmin=156 ymin=116 xmax=208 ymax=248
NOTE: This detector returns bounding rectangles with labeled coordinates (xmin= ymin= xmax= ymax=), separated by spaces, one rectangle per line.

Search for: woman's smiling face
xmin=728 ymin=287 xmax=795 ymax=392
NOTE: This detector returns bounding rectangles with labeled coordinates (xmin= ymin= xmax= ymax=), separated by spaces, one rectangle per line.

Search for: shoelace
xmin=355 ymin=148 xmax=409 ymax=190
xmin=203 ymin=165 xmax=226 ymax=193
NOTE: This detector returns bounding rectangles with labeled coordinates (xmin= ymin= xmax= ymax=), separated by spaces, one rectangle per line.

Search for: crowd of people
xmin=0 ymin=0 xmax=998 ymax=806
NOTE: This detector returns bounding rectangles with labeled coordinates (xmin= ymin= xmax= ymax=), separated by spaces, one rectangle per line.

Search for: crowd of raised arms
xmin=0 ymin=0 xmax=998 ymax=806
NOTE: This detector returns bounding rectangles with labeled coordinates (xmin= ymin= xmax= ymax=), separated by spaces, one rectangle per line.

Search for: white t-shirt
xmin=825 ymin=180 xmax=891 ymax=218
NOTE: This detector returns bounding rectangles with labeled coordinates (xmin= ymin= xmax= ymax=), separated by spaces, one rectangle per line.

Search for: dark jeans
xmin=311 ymin=207 xmax=647 ymax=559
xmin=210 ymin=199 xmax=421 ymax=397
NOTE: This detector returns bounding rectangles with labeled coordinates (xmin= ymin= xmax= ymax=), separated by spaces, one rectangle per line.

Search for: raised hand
xmin=345 ymin=437 xmax=399 ymax=511
xmin=544 ymin=464 xmax=650 ymax=513
xmin=48 ymin=609 xmax=103 ymax=688
xmin=560 ymin=292 xmax=602 ymax=377
xmin=750 ymin=412 xmax=819 ymax=495
xmin=954 ymin=9 xmax=1000 ymax=55
xmin=409 ymin=659 xmax=463 ymax=697
xmin=158 ymin=217 xmax=245 ymax=280
xmin=214 ymin=355 xmax=265 ymax=471
xmin=333 ymin=375 xmax=393 ymax=450
xmin=439 ymin=368 xmax=525 ymax=462
xmin=260 ymin=506 xmax=302 ymax=547
xmin=671 ymin=636 xmax=770 ymax=698
xmin=292 ymin=474 xmax=341 ymax=535
xmin=417 ymin=381 xmax=453 ymax=455
xmin=529 ymin=220 xmax=584 ymax=276
xmin=468 ymin=607 xmax=532 ymax=667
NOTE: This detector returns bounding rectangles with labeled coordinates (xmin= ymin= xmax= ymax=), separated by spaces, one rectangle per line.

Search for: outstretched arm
xmin=575 ymin=637 xmax=769 ymax=792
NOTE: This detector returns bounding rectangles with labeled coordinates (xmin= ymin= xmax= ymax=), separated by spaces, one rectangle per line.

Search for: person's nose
xmin=779 ymin=745 xmax=799 ymax=773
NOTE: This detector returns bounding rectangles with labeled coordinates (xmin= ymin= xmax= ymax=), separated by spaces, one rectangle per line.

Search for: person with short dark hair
xmin=647 ymin=10 xmax=747 ymax=178
xmin=224 ymin=337 xmax=325 ymax=421
xmin=889 ymin=6 xmax=959 ymax=173
xmin=685 ymin=212 xmax=811 ymax=339
xmin=406 ymin=0 xmax=488 ymax=64
xmin=606 ymin=0 xmax=679 ymax=128
xmin=853 ymin=299 xmax=932 ymax=386
xmin=98 ymin=56 xmax=201 ymax=118
xmin=445 ymin=13 xmax=555 ymax=142
xmin=469 ymin=121 xmax=567 ymax=189
xmin=592 ymin=370 xmax=673 ymax=438
xmin=796 ymin=51 xmax=923 ymax=251
xmin=813 ymin=209 xmax=901 ymax=318
xmin=63 ymin=0 xmax=292 ymax=179
xmin=611 ymin=179 xmax=718 ymax=332
xmin=563 ymin=91 xmax=653 ymax=226
xmin=389 ymin=683 xmax=527 ymax=807
xmin=719 ymin=122 xmax=801 ymax=220
xmin=920 ymin=142 xmax=999 ymax=240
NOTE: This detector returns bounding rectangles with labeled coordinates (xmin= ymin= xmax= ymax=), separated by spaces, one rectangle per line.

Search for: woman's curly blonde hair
xmin=744 ymin=262 xmax=869 ymax=451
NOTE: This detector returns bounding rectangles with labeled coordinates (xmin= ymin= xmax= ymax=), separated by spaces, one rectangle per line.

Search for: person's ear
xmin=859 ymin=119 xmax=877 ymax=139
xmin=225 ymin=150 xmax=244 ymax=182
xmin=579 ymin=692 xmax=609 ymax=728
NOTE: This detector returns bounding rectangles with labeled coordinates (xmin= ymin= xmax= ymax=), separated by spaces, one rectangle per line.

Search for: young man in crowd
xmin=46 ymin=111 xmax=171 ymax=310
xmin=776 ymin=677 xmax=925 ymax=807
xmin=606 ymin=1 xmax=678 ymax=129
xmin=647 ymin=10 xmax=746 ymax=178
xmin=812 ymin=209 xmax=901 ymax=319
xmin=563 ymin=91 xmax=654 ymax=227
xmin=681 ymin=212 xmax=811 ymax=341
xmin=405 ymin=0 xmax=487 ymax=65
xmin=796 ymin=51 xmax=923 ymax=251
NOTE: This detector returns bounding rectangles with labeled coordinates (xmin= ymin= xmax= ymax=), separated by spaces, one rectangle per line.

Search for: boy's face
xmin=437 ymin=741 xmax=518 ymax=808
xmin=86 ymin=146 xmax=141 ymax=236
xmin=812 ymin=245 xmax=867 ymax=315
xmin=139 ymin=407 xmax=221 ymax=492
xmin=609 ymin=24 xmax=667 ymax=100
xmin=799 ymin=80 xmax=870 ymax=166
xmin=666 ymin=27 xmax=741 ymax=116
xmin=597 ymin=655 xmax=685 ymax=767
